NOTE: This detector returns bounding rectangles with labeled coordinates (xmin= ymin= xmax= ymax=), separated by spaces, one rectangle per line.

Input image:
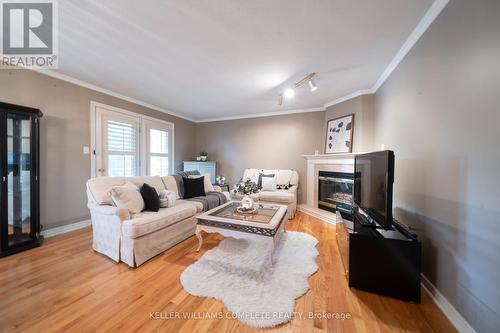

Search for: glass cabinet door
xmin=6 ymin=113 xmax=33 ymax=247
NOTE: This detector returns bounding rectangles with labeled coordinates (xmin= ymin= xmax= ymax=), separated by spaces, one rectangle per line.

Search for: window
xmin=91 ymin=102 xmax=174 ymax=178
xmin=148 ymin=127 xmax=170 ymax=176
xmin=106 ymin=120 xmax=138 ymax=177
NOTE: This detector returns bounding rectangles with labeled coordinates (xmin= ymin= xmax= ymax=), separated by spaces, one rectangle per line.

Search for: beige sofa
xmin=233 ymin=169 xmax=299 ymax=219
xmin=86 ymin=175 xmax=222 ymax=267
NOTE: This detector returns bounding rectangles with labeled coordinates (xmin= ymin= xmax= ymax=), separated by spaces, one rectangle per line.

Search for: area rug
xmin=180 ymin=231 xmax=319 ymax=328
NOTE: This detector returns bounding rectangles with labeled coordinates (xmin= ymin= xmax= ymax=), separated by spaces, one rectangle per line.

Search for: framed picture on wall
xmin=325 ymin=114 xmax=354 ymax=154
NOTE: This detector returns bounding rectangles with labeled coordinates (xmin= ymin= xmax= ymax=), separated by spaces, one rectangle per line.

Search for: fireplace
xmin=318 ymin=171 xmax=354 ymax=220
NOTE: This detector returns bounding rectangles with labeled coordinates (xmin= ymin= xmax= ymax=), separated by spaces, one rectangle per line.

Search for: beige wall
xmin=372 ymin=0 xmax=500 ymax=331
xmin=324 ymin=94 xmax=375 ymax=153
xmin=0 ymin=69 xmax=196 ymax=229
xmin=195 ymin=112 xmax=326 ymax=204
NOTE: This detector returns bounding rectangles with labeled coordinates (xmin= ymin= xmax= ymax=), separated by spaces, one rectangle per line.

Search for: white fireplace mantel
xmin=302 ymin=153 xmax=364 ymax=160
xmin=299 ymin=152 xmax=365 ymax=223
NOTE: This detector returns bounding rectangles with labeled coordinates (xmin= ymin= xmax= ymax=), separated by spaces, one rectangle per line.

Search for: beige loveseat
xmin=233 ymin=169 xmax=299 ymax=219
xmin=86 ymin=175 xmax=222 ymax=267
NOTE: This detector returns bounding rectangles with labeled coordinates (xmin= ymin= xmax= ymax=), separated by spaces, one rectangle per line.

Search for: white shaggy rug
xmin=180 ymin=231 xmax=319 ymax=328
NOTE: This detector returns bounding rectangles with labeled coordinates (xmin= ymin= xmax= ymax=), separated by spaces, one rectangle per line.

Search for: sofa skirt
xmin=120 ymin=216 xmax=197 ymax=267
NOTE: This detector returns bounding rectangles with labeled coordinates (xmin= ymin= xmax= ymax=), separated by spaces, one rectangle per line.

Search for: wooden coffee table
xmin=195 ymin=201 xmax=288 ymax=264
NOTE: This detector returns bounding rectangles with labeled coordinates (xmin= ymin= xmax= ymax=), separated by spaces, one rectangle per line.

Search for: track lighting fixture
xmin=278 ymin=73 xmax=318 ymax=106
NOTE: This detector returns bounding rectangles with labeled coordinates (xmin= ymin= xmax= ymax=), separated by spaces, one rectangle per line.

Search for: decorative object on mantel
xmin=196 ymin=151 xmax=208 ymax=161
xmin=233 ymin=179 xmax=262 ymax=209
xmin=325 ymin=114 xmax=354 ymax=154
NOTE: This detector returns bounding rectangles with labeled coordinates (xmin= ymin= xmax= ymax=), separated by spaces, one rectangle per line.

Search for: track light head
xmin=278 ymin=94 xmax=283 ymax=106
xmin=308 ymin=78 xmax=318 ymax=92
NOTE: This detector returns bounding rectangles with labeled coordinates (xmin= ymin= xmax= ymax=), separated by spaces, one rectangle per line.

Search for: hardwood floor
xmin=0 ymin=212 xmax=456 ymax=333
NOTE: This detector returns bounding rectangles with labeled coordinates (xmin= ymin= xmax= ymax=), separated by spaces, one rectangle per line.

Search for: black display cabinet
xmin=0 ymin=102 xmax=43 ymax=257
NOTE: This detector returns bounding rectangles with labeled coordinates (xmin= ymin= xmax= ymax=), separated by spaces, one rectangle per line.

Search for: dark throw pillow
xmin=258 ymin=173 xmax=275 ymax=188
xmin=140 ymin=183 xmax=160 ymax=212
xmin=183 ymin=176 xmax=205 ymax=199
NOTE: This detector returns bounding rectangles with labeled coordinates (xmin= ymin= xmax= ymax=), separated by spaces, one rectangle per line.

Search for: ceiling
xmin=54 ymin=0 xmax=435 ymax=121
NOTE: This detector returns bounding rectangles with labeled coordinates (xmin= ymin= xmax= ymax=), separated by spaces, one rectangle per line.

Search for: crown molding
xmin=30 ymin=69 xmax=197 ymax=122
xmin=321 ymin=0 xmax=449 ymax=108
xmin=371 ymin=0 xmax=449 ymax=92
xmin=28 ymin=0 xmax=448 ymax=124
xmin=196 ymin=107 xmax=326 ymax=123
xmin=323 ymin=88 xmax=375 ymax=108
xmin=196 ymin=89 xmax=377 ymax=123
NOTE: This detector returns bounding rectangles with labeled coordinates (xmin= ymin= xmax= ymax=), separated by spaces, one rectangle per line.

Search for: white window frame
xmin=100 ymin=111 xmax=141 ymax=177
xmin=143 ymin=119 xmax=172 ymax=177
xmin=90 ymin=101 xmax=175 ymax=178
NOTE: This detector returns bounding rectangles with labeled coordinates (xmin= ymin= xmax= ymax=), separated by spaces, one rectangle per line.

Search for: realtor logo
xmin=1 ymin=0 xmax=58 ymax=68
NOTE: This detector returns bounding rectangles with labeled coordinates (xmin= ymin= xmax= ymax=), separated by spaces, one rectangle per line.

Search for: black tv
xmin=354 ymin=150 xmax=395 ymax=230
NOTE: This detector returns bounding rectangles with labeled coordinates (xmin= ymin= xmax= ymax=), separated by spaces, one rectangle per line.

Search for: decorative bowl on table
xmin=236 ymin=205 xmax=257 ymax=214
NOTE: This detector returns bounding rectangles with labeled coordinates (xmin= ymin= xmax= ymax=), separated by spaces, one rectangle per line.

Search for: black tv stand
xmin=354 ymin=211 xmax=377 ymax=228
xmin=392 ymin=219 xmax=419 ymax=240
xmin=336 ymin=212 xmax=422 ymax=303
xmin=363 ymin=224 xmax=385 ymax=230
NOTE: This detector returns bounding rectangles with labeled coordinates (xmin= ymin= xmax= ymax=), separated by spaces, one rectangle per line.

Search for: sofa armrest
xmin=288 ymin=185 xmax=298 ymax=205
xmin=87 ymin=203 xmax=125 ymax=262
xmin=287 ymin=185 xmax=298 ymax=194
xmin=87 ymin=203 xmax=130 ymax=221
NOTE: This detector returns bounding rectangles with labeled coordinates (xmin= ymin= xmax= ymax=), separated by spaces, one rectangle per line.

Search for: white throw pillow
xmin=275 ymin=170 xmax=293 ymax=185
xmin=261 ymin=176 xmax=277 ymax=191
xmin=158 ymin=189 xmax=177 ymax=208
xmin=262 ymin=169 xmax=278 ymax=176
xmin=111 ymin=182 xmax=145 ymax=215
xmin=243 ymin=169 xmax=260 ymax=183
xmin=188 ymin=174 xmax=214 ymax=192
xmin=161 ymin=176 xmax=180 ymax=199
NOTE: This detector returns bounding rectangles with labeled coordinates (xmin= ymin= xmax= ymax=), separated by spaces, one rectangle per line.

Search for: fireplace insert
xmin=318 ymin=171 xmax=354 ymax=220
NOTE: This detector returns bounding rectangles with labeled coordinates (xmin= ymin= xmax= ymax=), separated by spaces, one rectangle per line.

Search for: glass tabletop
xmin=208 ymin=202 xmax=280 ymax=224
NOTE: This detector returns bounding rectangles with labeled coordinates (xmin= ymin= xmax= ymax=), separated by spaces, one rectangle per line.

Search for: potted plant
xmin=233 ymin=179 xmax=261 ymax=209
xmin=198 ymin=151 xmax=208 ymax=161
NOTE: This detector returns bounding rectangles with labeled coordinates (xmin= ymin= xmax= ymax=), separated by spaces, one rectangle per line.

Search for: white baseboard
xmin=421 ymin=275 xmax=476 ymax=333
xmin=298 ymin=204 xmax=337 ymax=224
xmin=41 ymin=219 xmax=91 ymax=238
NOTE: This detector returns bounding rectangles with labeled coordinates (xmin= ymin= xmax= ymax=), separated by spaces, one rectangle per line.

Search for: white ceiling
xmin=54 ymin=0 xmax=435 ymax=121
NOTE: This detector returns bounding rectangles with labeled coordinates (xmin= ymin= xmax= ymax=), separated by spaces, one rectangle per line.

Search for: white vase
xmin=241 ymin=195 xmax=254 ymax=209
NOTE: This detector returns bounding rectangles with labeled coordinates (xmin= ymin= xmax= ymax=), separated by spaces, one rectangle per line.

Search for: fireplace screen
xmin=318 ymin=171 xmax=354 ymax=220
